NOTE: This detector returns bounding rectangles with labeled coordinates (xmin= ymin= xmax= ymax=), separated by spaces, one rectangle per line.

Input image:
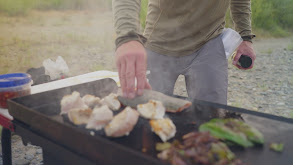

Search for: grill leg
xmin=1 ymin=128 xmax=12 ymax=165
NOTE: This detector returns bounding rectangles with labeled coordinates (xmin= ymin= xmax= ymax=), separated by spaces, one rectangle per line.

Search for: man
xmin=113 ymin=0 xmax=256 ymax=104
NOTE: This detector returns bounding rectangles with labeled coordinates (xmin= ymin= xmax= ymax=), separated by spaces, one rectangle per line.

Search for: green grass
xmin=0 ymin=0 xmax=35 ymax=16
xmin=138 ymin=0 xmax=293 ymax=37
xmin=1 ymin=0 xmax=292 ymax=38
xmin=0 ymin=0 xmax=112 ymax=16
xmin=251 ymin=0 xmax=293 ymax=37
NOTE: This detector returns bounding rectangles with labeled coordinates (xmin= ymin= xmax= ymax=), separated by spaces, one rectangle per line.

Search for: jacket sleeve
xmin=113 ymin=0 xmax=147 ymax=49
xmin=230 ymin=0 xmax=255 ymax=41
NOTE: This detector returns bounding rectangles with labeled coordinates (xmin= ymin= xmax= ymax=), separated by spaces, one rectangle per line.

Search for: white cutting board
xmin=0 ymin=70 xmax=120 ymax=120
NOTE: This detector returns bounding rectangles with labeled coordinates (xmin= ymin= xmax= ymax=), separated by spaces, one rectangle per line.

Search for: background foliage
xmin=140 ymin=0 xmax=293 ymax=37
xmin=0 ymin=0 xmax=112 ymax=16
xmin=0 ymin=0 xmax=292 ymax=37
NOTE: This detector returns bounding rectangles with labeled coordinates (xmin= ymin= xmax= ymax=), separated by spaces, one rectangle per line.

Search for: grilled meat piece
xmin=150 ymin=118 xmax=176 ymax=142
xmin=67 ymin=108 xmax=92 ymax=125
xmin=82 ymin=94 xmax=102 ymax=109
xmin=102 ymin=93 xmax=121 ymax=111
xmin=157 ymin=132 xmax=246 ymax=165
xmin=117 ymin=89 xmax=191 ymax=113
xmin=60 ymin=91 xmax=89 ymax=114
xmin=86 ymin=105 xmax=113 ymax=130
xmin=137 ymin=100 xmax=165 ymax=119
xmin=104 ymin=106 xmax=139 ymax=137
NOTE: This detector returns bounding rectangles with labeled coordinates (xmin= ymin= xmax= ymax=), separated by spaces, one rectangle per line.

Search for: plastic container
xmin=0 ymin=73 xmax=32 ymax=109
xmin=221 ymin=28 xmax=243 ymax=59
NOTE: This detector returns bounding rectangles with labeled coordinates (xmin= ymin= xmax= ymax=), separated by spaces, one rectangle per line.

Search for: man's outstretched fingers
xmin=135 ymin=54 xmax=147 ymax=95
xmin=119 ymin=60 xmax=127 ymax=97
xmin=126 ymin=57 xmax=136 ymax=98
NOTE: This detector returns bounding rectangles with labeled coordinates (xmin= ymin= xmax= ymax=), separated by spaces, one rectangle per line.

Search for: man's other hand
xmin=115 ymin=41 xmax=151 ymax=99
xmin=233 ymin=41 xmax=256 ymax=70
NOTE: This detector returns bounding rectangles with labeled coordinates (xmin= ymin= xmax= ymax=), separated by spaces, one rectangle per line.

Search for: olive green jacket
xmin=113 ymin=0 xmax=253 ymax=57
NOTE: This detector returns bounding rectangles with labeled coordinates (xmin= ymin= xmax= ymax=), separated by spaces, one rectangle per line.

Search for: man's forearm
xmin=230 ymin=0 xmax=254 ymax=40
xmin=113 ymin=0 xmax=146 ymax=48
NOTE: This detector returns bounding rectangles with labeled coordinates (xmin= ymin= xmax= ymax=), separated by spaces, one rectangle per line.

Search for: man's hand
xmin=232 ymin=41 xmax=256 ymax=70
xmin=115 ymin=41 xmax=151 ymax=99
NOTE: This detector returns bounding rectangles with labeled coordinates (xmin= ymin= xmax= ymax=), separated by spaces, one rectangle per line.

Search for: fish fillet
xmin=137 ymin=100 xmax=165 ymax=119
xmin=86 ymin=105 xmax=113 ymax=130
xmin=118 ymin=89 xmax=191 ymax=113
xmin=104 ymin=106 xmax=139 ymax=137
xmin=60 ymin=91 xmax=89 ymax=114
xmin=150 ymin=118 xmax=176 ymax=142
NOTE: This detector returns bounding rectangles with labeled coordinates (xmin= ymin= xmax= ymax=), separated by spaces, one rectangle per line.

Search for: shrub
xmin=0 ymin=0 xmax=35 ymax=16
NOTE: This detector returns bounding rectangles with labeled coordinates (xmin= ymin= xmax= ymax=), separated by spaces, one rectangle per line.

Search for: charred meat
xmin=137 ymin=100 xmax=165 ymax=119
xmin=104 ymin=106 xmax=139 ymax=137
xmin=150 ymin=118 xmax=176 ymax=142
xmin=157 ymin=132 xmax=246 ymax=165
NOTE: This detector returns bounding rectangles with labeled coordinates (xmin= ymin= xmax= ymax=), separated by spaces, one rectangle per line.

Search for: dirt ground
xmin=0 ymin=9 xmax=116 ymax=76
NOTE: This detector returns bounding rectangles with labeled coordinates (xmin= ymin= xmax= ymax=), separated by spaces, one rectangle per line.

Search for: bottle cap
xmin=238 ymin=55 xmax=252 ymax=68
xmin=0 ymin=73 xmax=32 ymax=88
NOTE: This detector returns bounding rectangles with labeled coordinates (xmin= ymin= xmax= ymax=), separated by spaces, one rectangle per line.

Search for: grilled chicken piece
xmin=82 ymin=94 xmax=102 ymax=109
xmin=150 ymin=118 xmax=176 ymax=142
xmin=105 ymin=106 xmax=139 ymax=137
xmin=137 ymin=100 xmax=165 ymax=119
xmin=117 ymin=89 xmax=191 ymax=113
xmin=102 ymin=93 xmax=121 ymax=111
xmin=60 ymin=91 xmax=89 ymax=114
xmin=68 ymin=108 xmax=93 ymax=125
xmin=86 ymin=105 xmax=113 ymax=130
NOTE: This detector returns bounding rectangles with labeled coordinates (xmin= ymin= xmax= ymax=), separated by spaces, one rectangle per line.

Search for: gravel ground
xmin=174 ymin=37 xmax=293 ymax=118
xmin=1 ymin=38 xmax=292 ymax=165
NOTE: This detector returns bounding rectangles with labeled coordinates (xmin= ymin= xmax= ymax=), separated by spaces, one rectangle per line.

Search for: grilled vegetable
xmin=156 ymin=142 xmax=171 ymax=151
xmin=270 ymin=143 xmax=284 ymax=152
xmin=199 ymin=121 xmax=253 ymax=147
xmin=157 ymin=132 xmax=246 ymax=165
xmin=226 ymin=118 xmax=264 ymax=144
xmin=199 ymin=118 xmax=264 ymax=147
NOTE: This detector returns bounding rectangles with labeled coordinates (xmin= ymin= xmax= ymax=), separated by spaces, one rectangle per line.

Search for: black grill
xmin=7 ymin=78 xmax=293 ymax=165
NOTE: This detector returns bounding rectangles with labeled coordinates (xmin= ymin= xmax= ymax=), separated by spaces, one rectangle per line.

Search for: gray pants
xmin=147 ymin=35 xmax=228 ymax=104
